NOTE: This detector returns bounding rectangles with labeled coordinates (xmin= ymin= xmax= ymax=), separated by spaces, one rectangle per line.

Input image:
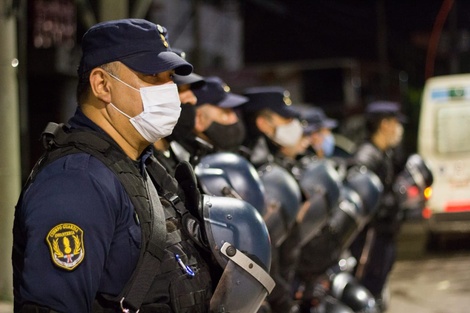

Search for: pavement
xmin=388 ymin=220 xmax=470 ymax=313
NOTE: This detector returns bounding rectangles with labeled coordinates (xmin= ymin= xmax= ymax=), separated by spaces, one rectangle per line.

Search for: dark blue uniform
xmin=13 ymin=108 xmax=145 ymax=313
xmin=349 ymin=141 xmax=398 ymax=299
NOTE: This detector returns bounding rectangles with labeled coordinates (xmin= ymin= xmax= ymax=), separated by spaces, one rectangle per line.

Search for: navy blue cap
xmin=366 ymin=100 xmax=407 ymax=122
xmin=242 ymin=86 xmax=300 ymax=118
xmin=170 ymin=48 xmax=205 ymax=89
xmin=299 ymin=107 xmax=338 ymax=134
xmin=193 ymin=76 xmax=248 ymax=108
xmin=78 ymin=19 xmax=193 ymax=76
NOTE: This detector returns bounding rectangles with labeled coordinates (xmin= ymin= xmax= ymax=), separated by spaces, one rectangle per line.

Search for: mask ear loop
xmin=103 ymin=69 xmax=140 ymax=92
xmin=101 ymin=69 xmax=140 ymax=119
xmin=109 ymin=103 xmax=133 ymax=119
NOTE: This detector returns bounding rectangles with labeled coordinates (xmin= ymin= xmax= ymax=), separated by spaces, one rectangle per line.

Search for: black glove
xmin=175 ymin=161 xmax=212 ymax=251
xmin=181 ymin=213 xmax=209 ymax=251
xmin=175 ymin=161 xmax=202 ymax=219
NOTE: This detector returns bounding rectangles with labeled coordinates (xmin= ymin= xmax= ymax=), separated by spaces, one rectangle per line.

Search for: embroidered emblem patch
xmin=46 ymin=223 xmax=85 ymax=270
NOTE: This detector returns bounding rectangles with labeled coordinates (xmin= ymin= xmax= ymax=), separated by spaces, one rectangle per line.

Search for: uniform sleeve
xmin=354 ymin=142 xmax=382 ymax=174
xmin=16 ymin=153 xmax=133 ymax=313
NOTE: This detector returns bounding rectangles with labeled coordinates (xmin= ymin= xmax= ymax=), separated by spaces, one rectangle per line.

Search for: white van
xmin=418 ymin=74 xmax=470 ymax=243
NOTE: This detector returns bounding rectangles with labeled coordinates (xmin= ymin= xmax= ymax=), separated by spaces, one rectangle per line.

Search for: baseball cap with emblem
xmin=193 ymin=76 xmax=248 ymax=108
xmin=171 ymin=48 xmax=205 ymax=89
xmin=78 ymin=19 xmax=192 ymax=76
xmin=300 ymin=106 xmax=338 ymax=134
xmin=242 ymin=86 xmax=300 ymax=118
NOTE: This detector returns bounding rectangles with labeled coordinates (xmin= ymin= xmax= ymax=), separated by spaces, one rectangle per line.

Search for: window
xmin=436 ymin=105 xmax=470 ymax=154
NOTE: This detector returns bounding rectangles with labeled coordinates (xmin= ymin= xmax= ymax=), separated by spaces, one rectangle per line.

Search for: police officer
xmin=153 ymin=48 xmax=206 ymax=174
xmin=192 ymin=76 xmax=247 ymax=152
xmin=240 ymin=87 xmax=321 ymax=313
xmin=13 ymin=19 xmax=214 ymax=313
xmin=349 ymin=100 xmax=406 ymax=311
xmin=298 ymin=106 xmax=339 ymax=159
xmin=166 ymin=75 xmax=248 ymax=166
xmin=156 ymin=76 xmax=276 ymax=312
xmin=240 ymin=88 xmax=382 ymax=313
xmin=241 ymin=86 xmax=307 ymax=171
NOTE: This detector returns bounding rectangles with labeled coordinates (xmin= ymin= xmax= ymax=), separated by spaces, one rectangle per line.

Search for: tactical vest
xmin=26 ymin=122 xmax=213 ymax=313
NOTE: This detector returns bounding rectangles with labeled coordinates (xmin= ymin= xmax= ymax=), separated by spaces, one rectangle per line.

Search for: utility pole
xmin=0 ymin=0 xmax=21 ymax=302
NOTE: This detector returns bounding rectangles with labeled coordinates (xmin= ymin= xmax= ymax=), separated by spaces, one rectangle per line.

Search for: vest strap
xmin=37 ymin=123 xmax=171 ymax=312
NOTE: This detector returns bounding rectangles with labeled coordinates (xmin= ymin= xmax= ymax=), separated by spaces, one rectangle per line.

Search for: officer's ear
xmin=89 ymin=67 xmax=112 ymax=104
xmin=194 ymin=105 xmax=210 ymax=132
xmin=256 ymin=115 xmax=273 ymax=137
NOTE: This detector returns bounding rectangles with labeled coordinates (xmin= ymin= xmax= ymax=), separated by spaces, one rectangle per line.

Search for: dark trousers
xmin=350 ymin=225 xmax=397 ymax=298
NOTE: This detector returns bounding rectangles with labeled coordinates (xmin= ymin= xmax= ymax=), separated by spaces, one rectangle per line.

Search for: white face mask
xmin=272 ymin=119 xmax=304 ymax=148
xmin=107 ymin=72 xmax=181 ymax=143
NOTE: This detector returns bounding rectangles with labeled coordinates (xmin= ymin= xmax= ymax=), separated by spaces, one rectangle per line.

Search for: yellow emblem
xmin=283 ymin=90 xmax=292 ymax=106
xmin=160 ymin=33 xmax=169 ymax=48
xmin=46 ymin=223 xmax=85 ymax=271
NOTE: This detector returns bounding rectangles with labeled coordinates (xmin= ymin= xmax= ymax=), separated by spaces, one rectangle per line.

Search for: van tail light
xmin=422 ymin=207 xmax=432 ymax=219
xmin=423 ymin=186 xmax=433 ymax=201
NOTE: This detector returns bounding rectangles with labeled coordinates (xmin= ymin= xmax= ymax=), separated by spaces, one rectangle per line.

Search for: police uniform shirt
xmin=13 ymin=107 xmax=143 ymax=313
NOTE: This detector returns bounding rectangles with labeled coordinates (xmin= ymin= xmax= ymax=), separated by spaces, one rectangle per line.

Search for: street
xmin=388 ymin=221 xmax=470 ymax=313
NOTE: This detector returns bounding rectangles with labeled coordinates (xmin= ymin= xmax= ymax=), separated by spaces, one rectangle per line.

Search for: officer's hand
xmin=181 ymin=213 xmax=209 ymax=251
xmin=175 ymin=161 xmax=202 ymax=219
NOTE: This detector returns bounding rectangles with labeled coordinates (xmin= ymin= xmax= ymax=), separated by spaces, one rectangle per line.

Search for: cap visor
xmin=324 ymin=119 xmax=338 ymax=129
xmin=173 ymin=72 xmax=205 ymax=89
xmin=121 ymin=51 xmax=193 ymax=75
xmin=218 ymin=93 xmax=249 ymax=108
xmin=303 ymin=125 xmax=321 ymax=134
xmin=274 ymin=106 xmax=300 ymax=119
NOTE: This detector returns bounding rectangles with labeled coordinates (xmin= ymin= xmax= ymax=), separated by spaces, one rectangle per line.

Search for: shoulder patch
xmin=46 ymin=223 xmax=85 ymax=271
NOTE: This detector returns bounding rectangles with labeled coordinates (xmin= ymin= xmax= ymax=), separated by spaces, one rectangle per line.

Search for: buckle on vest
xmin=120 ymin=297 xmax=140 ymax=313
xmin=165 ymin=193 xmax=181 ymax=206
xmin=41 ymin=122 xmax=62 ymax=150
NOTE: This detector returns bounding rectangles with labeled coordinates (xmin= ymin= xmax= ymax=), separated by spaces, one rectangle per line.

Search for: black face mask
xmin=203 ymin=120 xmax=246 ymax=151
xmin=172 ymin=104 xmax=196 ymax=140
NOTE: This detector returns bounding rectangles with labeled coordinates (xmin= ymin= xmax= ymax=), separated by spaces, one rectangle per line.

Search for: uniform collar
xmin=68 ymin=106 xmax=106 ymax=133
xmin=68 ymin=106 xmax=154 ymax=172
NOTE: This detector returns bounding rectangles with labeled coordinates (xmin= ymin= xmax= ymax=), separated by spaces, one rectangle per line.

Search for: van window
xmin=437 ymin=105 xmax=470 ymax=154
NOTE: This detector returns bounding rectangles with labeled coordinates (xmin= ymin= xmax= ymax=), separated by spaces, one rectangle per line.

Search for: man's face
xmin=107 ymin=62 xmax=174 ymax=118
xmin=382 ymin=117 xmax=403 ymax=148
xmin=178 ymin=84 xmax=198 ymax=105
xmin=192 ymin=103 xmax=246 ymax=151
xmin=309 ymin=128 xmax=331 ymax=146
xmin=309 ymin=129 xmax=323 ymax=147
xmin=257 ymin=111 xmax=305 ymax=156
xmin=257 ymin=111 xmax=293 ymax=138
xmin=308 ymin=127 xmax=334 ymax=157
xmin=194 ymin=104 xmax=239 ymax=133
